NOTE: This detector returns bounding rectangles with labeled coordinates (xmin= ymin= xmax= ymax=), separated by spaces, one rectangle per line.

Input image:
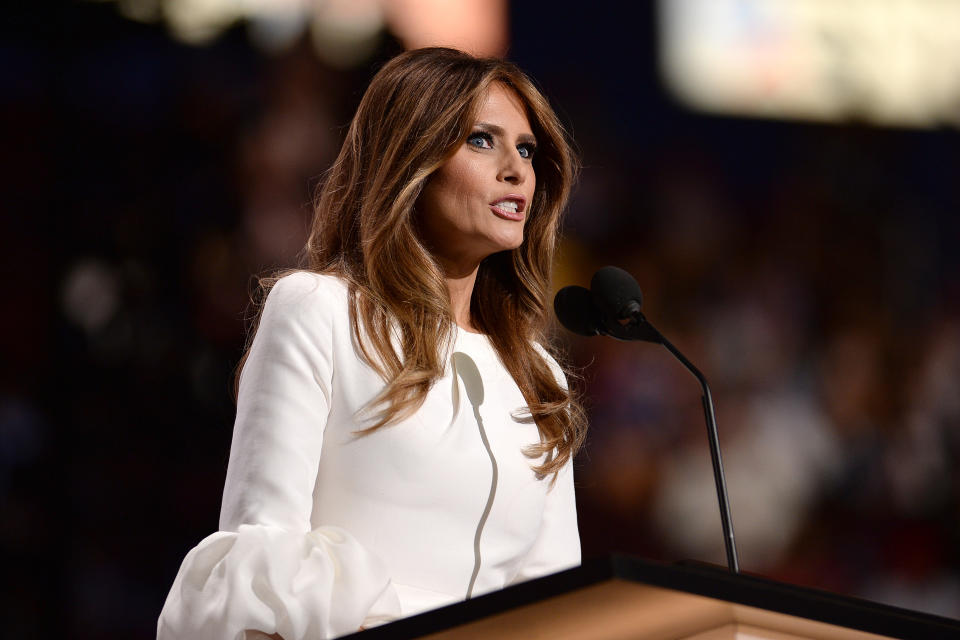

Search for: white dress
xmin=157 ymin=271 xmax=580 ymax=640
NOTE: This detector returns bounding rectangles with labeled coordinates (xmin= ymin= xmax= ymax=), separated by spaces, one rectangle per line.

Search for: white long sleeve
xmin=156 ymin=525 xmax=399 ymax=639
xmin=158 ymin=272 xmax=580 ymax=638
xmin=158 ymin=274 xmax=400 ymax=640
xmin=221 ymin=270 xmax=334 ymax=534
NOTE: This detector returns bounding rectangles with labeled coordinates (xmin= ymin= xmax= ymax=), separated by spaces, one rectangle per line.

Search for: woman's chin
xmin=491 ymin=235 xmax=524 ymax=253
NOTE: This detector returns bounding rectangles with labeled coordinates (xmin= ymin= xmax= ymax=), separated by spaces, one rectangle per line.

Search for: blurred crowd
xmin=2 ymin=2 xmax=958 ymax=637
xmin=562 ymin=130 xmax=960 ymax=615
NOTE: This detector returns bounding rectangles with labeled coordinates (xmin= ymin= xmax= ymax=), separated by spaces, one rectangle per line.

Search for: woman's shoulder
xmin=532 ymin=340 xmax=567 ymax=388
xmin=264 ymin=271 xmax=350 ymax=319
xmin=270 ymin=270 xmax=348 ymax=299
xmin=531 ymin=339 xmax=560 ymax=365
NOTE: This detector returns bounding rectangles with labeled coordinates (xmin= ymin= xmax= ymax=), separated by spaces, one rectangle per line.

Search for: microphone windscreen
xmin=591 ymin=266 xmax=643 ymax=319
xmin=553 ymin=286 xmax=602 ymax=336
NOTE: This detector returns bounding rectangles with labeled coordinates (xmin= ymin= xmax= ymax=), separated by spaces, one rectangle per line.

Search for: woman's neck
xmin=441 ymin=261 xmax=480 ymax=333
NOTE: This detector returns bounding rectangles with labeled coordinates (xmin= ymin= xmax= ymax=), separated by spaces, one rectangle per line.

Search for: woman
xmin=158 ymin=47 xmax=586 ymax=640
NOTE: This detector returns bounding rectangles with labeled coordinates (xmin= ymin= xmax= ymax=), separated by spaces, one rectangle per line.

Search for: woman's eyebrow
xmin=475 ymin=121 xmax=537 ymax=145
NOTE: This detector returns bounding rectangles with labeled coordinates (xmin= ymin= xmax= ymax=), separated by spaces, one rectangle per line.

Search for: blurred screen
xmin=658 ymin=0 xmax=960 ymax=127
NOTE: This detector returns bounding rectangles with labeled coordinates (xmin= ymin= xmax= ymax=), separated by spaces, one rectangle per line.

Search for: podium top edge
xmin=343 ymin=554 xmax=960 ymax=640
xmin=602 ymin=555 xmax=960 ymax=638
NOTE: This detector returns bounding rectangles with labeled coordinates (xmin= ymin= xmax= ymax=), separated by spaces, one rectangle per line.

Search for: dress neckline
xmin=453 ymin=324 xmax=488 ymax=343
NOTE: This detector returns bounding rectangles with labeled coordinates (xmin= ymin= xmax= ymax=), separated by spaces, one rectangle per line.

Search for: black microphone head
xmin=591 ymin=266 xmax=643 ymax=320
xmin=553 ymin=285 xmax=603 ymax=336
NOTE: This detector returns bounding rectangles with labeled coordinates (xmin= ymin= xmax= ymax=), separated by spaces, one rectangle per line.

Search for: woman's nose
xmin=498 ymin=152 xmax=527 ymax=185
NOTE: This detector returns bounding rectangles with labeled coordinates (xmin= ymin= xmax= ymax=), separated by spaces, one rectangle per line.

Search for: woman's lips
xmin=489 ymin=196 xmax=526 ymax=221
xmin=489 ymin=204 xmax=524 ymax=221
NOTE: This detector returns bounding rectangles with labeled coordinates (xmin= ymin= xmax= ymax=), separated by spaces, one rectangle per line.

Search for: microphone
xmin=588 ymin=266 xmax=664 ymax=343
xmin=553 ymin=285 xmax=603 ymax=337
xmin=554 ymin=266 xmax=741 ymax=574
xmin=590 ymin=265 xmax=643 ymax=321
xmin=553 ymin=266 xmax=662 ymax=343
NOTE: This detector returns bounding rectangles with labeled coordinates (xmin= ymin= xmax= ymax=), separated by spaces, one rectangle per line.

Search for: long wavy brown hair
xmin=239 ymin=47 xmax=586 ymax=478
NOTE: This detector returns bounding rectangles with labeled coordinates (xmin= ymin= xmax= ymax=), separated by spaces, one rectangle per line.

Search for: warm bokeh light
xmin=309 ymin=0 xmax=385 ymax=67
xmin=386 ymin=0 xmax=508 ymax=57
xmin=163 ymin=0 xmax=239 ymax=45
xmin=95 ymin=0 xmax=509 ymax=61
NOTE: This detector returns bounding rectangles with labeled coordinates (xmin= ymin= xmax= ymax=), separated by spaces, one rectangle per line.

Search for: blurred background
xmin=3 ymin=0 xmax=959 ymax=636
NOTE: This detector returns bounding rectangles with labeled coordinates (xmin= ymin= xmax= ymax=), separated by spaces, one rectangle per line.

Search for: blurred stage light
xmin=309 ymin=0 xmax=385 ymax=68
xmin=95 ymin=0 xmax=509 ymax=62
xmin=61 ymin=259 xmax=121 ymax=334
xmin=247 ymin=0 xmax=311 ymax=54
xmin=658 ymin=0 xmax=960 ymax=128
xmin=163 ymin=0 xmax=239 ymax=45
xmin=118 ymin=0 xmax=162 ymax=23
xmin=386 ymin=0 xmax=507 ymax=57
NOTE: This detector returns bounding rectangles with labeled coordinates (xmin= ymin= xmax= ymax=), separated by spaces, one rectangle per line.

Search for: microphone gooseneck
xmin=554 ymin=266 xmax=741 ymax=574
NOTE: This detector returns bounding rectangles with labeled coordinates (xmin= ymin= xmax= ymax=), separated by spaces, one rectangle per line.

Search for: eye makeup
xmin=466 ymin=127 xmax=537 ymax=159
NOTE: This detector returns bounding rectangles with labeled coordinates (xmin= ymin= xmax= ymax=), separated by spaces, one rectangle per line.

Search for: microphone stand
xmin=611 ymin=303 xmax=741 ymax=574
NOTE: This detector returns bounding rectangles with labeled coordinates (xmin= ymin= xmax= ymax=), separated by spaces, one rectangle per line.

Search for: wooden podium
xmin=343 ymin=556 xmax=960 ymax=639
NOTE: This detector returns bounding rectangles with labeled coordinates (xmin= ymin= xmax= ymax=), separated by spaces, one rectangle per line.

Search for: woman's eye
xmin=517 ymin=143 xmax=536 ymax=159
xmin=467 ymin=132 xmax=493 ymax=149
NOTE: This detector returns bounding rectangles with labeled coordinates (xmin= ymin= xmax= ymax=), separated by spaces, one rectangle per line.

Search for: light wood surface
xmin=419 ymin=579 xmax=895 ymax=640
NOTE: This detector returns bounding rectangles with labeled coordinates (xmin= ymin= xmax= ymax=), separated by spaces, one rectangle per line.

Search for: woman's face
xmin=418 ymin=82 xmax=537 ymax=274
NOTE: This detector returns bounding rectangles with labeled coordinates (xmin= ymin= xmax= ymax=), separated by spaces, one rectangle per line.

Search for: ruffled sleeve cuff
xmin=157 ymin=524 xmax=401 ymax=640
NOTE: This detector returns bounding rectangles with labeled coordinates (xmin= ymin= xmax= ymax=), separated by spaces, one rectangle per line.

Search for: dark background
xmin=3 ymin=2 xmax=959 ymax=637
